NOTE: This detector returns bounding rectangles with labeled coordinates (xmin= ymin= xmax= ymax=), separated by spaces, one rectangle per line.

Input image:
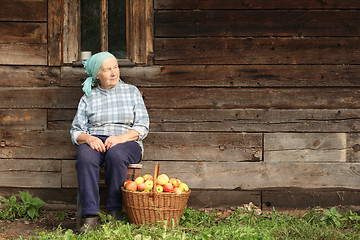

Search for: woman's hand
xmin=86 ymin=135 xmax=106 ymax=153
xmin=104 ymin=130 xmax=140 ymax=150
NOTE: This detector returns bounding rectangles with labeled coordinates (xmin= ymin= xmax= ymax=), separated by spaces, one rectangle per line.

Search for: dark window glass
xmin=81 ymin=0 xmax=127 ymax=59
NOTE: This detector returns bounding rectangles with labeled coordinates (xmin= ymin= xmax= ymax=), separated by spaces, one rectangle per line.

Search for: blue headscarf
xmin=82 ymin=52 xmax=116 ymax=96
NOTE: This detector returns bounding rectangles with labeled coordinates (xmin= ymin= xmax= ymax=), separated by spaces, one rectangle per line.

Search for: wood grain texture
xmin=155 ymin=10 xmax=360 ymax=37
xmin=0 ymin=44 xmax=47 ymax=65
xmin=0 ymin=0 xmax=47 ymax=21
xmin=0 ymin=66 xmax=60 ymax=87
xmin=155 ymin=0 xmax=360 ymax=10
xmin=155 ymin=38 xmax=360 ymax=65
xmin=0 ymin=22 xmax=47 ymax=44
xmin=48 ymin=0 xmax=63 ymax=66
xmin=0 ymin=109 xmax=47 ymax=130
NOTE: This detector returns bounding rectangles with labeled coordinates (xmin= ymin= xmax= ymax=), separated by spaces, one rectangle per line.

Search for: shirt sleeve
xmin=131 ymin=87 xmax=149 ymax=141
xmin=70 ymin=97 xmax=89 ymax=145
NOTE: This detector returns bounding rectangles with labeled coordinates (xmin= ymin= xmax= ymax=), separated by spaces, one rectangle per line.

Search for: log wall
xmin=0 ymin=0 xmax=359 ymax=210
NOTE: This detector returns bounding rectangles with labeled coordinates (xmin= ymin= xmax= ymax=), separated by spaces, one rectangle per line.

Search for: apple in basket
xmin=123 ymin=180 xmax=132 ymax=188
xmin=137 ymin=182 xmax=147 ymax=191
xmin=156 ymin=184 xmax=163 ymax=193
xmin=134 ymin=176 xmax=145 ymax=185
xmin=156 ymin=174 xmax=169 ymax=185
xmin=169 ymin=178 xmax=180 ymax=188
xmin=163 ymin=183 xmax=174 ymax=192
xmin=179 ymin=183 xmax=189 ymax=192
xmin=143 ymin=174 xmax=153 ymax=181
xmin=126 ymin=181 xmax=138 ymax=191
xmin=174 ymin=188 xmax=182 ymax=194
xmin=144 ymin=180 xmax=153 ymax=191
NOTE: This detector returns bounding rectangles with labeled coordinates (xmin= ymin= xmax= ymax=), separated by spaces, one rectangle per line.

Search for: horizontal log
xmin=141 ymin=87 xmax=360 ymax=109
xmin=0 ymin=0 xmax=47 ymax=21
xmin=61 ymin=65 xmax=360 ymax=87
xmin=155 ymin=0 xmax=360 ymax=9
xmin=143 ymin=132 xmax=262 ymax=161
xmin=0 ymin=66 xmax=60 ymax=87
xmin=0 ymin=22 xmax=47 ymax=44
xmin=155 ymin=38 xmax=360 ymax=65
xmin=262 ymin=188 xmax=360 ymax=210
xmin=0 ymin=159 xmax=61 ymax=172
xmin=155 ymin=10 xmax=360 ymax=37
xmin=0 ymin=130 xmax=76 ymax=159
xmin=140 ymin=161 xmax=360 ymax=190
xmin=63 ymin=160 xmax=360 ymax=190
xmin=0 ymin=109 xmax=46 ymax=130
xmin=0 ymin=44 xmax=47 ymax=65
xmin=0 ymin=87 xmax=82 ymax=108
xmin=47 ymin=108 xmax=360 ymax=133
xmin=2 ymin=87 xmax=358 ymax=109
xmin=148 ymin=109 xmax=360 ymax=133
xmin=0 ymin=172 xmax=61 ymax=188
xmin=264 ymin=133 xmax=360 ymax=163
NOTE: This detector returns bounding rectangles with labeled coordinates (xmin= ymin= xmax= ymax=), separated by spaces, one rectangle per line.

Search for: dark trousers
xmin=76 ymin=135 xmax=141 ymax=216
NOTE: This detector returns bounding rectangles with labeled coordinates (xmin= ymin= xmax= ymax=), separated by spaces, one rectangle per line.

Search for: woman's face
xmin=97 ymin=57 xmax=120 ymax=89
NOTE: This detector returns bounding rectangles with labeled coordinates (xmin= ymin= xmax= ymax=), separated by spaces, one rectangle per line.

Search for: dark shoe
xmin=109 ymin=210 xmax=124 ymax=221
xmin=78 ymin=216 xmax=100 ymax=233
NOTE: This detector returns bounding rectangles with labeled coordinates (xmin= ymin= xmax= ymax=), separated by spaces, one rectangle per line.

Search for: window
xmin=62 ymin=0 xmax=153 ymax=65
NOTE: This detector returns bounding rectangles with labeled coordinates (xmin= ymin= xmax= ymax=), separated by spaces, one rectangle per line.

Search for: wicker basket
xmin=121 ymin=162 xmax=191 ymax=227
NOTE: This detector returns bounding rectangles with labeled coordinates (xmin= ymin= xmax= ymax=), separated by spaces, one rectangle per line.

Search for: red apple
xmin=123 ymin=180 xmax=132 ymax=188
xmin=156 ymin=174 xmax=169 ymax=185
xmin=174 ymin=188 xmax=182 ymax=194
xmin=163 ymin=183 xmax=174 ymax=192
xmin=156 ymin=184 xmax=163 ymax=193
xmin=137 ymin=182 xmax=146 ymax=191
xmin=169 ymin=178 xmax=180 ymax=188
xmin=143 ymin=174 xmax=153 ymax=182
xmin=126 ymin=181 xmax=137 ymax=191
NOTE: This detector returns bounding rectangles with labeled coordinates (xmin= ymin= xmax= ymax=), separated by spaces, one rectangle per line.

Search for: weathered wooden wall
xmin=0 ymin=0 xmax=359 ymax=210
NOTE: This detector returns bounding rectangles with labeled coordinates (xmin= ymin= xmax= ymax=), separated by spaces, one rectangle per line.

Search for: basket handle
xmin=150 ymin=162 xmax=160 ymax=200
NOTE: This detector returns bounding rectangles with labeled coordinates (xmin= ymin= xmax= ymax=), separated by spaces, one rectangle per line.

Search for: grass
xmin=23 ymin=206 xmax=359 ymax=240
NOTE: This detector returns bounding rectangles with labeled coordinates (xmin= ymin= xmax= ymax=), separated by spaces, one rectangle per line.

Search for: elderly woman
xmin=70 ymin=52 xmax=149 ymax=232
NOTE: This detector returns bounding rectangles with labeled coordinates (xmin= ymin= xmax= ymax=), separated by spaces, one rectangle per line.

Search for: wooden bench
xmin=76 ymin=163 xmax=142 ymax=229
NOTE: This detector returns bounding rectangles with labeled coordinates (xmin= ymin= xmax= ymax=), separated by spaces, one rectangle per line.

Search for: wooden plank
xmin=0 ymin=87 xmax=359 ymax=109
xmin=264 ymin=133 xmax=349 ymax=163
xmin=155 ymin=38 xmax=360 ymax=65
xmin=0 ymin=109 xmax=46 ymax=130
xmin=155 ymin=0 xmax=360 ymax=9
xmin=148 ymin=109 xmax=360 ymax=133
xmin=0 ymin=66 xmax=60 ymax=87
xmin=63 ymin=0 xmax=80 ymax=63
xmin=47 ymin=109 xmax=76 ymax=130
xmin=48 ymin=0 xmax=63 ymax=66
xmin=140 ymin=161 xmax=360 ymax=190
xmin=61 ymin=65 xmax=360 ymax=88
xmin=0 ymin=172 xmax=61 ymax=188
xmin=188 ymin=190 xmax=261 ymax=209
xmin=143 ymin=132 xmax=262 ymax=161
xmin=0 ymin=87 xmax=82 ymax=108
xmin=262 ymin=188 xmax=360 ymax=210
xmin=155 ymin=10 xmax=360 ymax=37
xmin=346 ymin=133 xmax=360 ymax=163
xmin=0 ymin=44 xmax=47 ymax=65
xmin=0 ymin=159 xmax=61 ymax=172
xmin=0 ymin=0 xmax=47 ymax=21
xmin=0 ymin=130 xmax=76 ymax=159
xmin=140 ymin=87 xmax=360 ymax=109
xmin=0 ymin=22 xmax=47 ymax=44
xmin=62 ymin=160 xmax=76 ymax=188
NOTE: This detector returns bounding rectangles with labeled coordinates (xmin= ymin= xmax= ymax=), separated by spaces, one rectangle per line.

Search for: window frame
xmin=62 ymin=0 xmax=154 ymax=66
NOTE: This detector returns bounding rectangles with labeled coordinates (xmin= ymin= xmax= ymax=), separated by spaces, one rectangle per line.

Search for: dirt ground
xmin=0 ymin=210 xmax=77 ymax=239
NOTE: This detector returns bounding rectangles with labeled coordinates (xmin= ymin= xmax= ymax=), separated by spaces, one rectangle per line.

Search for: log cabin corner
xmin=0 ymin=0 xmax=359 ymax=210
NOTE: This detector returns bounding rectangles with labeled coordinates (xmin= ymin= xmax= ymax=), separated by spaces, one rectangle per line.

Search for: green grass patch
xmin=23 ymin=206 xmax=360 ymax=240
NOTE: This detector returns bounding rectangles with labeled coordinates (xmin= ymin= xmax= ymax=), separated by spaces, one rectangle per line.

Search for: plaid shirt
xmin=70 ymin=81 xmax=149 ymax=152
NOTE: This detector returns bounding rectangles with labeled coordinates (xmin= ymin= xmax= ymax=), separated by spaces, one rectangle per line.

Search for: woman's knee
xmin=76 ymin=144 xmax=102 ymax=167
